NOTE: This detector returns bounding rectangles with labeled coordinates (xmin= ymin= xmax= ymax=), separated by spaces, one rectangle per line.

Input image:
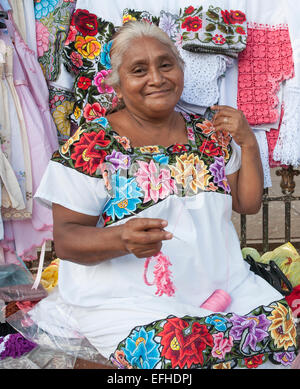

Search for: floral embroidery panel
xmin=110 ymin=299 xmax=298 ymax=369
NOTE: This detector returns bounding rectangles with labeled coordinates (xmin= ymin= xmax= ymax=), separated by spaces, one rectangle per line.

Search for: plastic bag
xmin=0 ymin=264 xmax=47 ymax=302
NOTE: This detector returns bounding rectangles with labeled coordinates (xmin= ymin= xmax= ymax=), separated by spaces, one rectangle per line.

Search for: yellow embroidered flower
xmin=53 ymin=100 xmax=74 ymax=137
xmin=74 ymin=35 xmax=101 ymax=60
xmin=123 ymin=14 xmax=137 ymax=24
xmin=61 ymin=126 xmax=86 ymax=154
xmin=170 ymin=153 xmax=211 ymax=194
xmin=268 ymin=302 xmax=297 ymax=350
xmin=139 ymin=146 xmax=160 ymax=154
xmin=212 ymin=362 xmax=231 ymax=369
xmin=74 ymin=106 xmax=82 ymax=120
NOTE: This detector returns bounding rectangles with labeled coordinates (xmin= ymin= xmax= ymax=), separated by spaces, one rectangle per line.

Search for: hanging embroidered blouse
xmin=34 ymin=0 xmax=77 ymax=82
xmin=178 ymin=5 xmax=247 ymax=58
xmin=237 ymin=24 xmax=294 ymax=126
xmin=62 ymin=9 xmax=117 ymax=127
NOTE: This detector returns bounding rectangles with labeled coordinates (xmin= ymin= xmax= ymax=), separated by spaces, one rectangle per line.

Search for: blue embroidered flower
xmin=100 ymin=40 xmax=113 ymax=69
xmin=153 ymin=154 xmax=169 ymax=165
xmin=123 ymin=327 xmax=160 ymax=369
xmin=103 ymin=172 xmax=143 ymax=221
xmin=34 ymin=0 xmax=59 ymax=20
xmin=205 ymin=315 xmax=228 ymax=332
xmin=93 ymin=117 xmax=109 ymax=127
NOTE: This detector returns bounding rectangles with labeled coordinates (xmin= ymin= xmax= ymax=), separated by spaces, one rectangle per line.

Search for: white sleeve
xmin=225 ymin=139 xmax=241 ymax=176
xmin=34 ymin=161 xmax=109 ymax=216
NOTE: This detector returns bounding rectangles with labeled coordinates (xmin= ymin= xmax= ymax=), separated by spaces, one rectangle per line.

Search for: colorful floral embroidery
xmin=110 ymin=299 xmax=298 ymax=369
xmin=51 ymin=115 xmax=233 ymax=226
xmin=178 ymin=5 xmax=247 ymax=56
xmin=35 ymin=0 xmax=76 ymax=81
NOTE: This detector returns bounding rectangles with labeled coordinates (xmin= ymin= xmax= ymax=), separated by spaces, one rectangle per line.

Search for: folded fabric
xmin=159 ymin=10 xmax=234 ymax=111
xmin=178 ymin=5 xmax=247 ymax=57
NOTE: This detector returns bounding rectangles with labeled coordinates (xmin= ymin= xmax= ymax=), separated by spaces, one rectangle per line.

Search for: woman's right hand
xmin=121 ymin=218 xmax=173 ymax=258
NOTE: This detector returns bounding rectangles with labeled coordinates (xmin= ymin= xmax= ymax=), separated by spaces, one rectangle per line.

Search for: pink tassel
xmin=143 ymin=252 xmax=176 ymax=297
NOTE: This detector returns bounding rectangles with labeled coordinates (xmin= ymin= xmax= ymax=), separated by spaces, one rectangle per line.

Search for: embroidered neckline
xmin=106 ymin=112 xmax=198 ymax=156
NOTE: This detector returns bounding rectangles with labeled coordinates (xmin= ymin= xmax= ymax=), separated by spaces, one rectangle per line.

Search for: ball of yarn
xmin=200 ymin=289 xmax=231 ymax=312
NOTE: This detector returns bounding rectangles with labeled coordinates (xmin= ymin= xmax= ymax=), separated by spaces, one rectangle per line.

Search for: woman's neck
xmin=107 ymin=108 xmax=187 ymax=148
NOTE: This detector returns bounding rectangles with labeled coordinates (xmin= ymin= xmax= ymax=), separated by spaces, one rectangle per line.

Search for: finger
xmin=211 ymin=105 xmax=237 ymax=114
xmin=127 ymin=218 xmax=168 ymax=231
xmin=133 ymin=229 xmax=173 ymax=245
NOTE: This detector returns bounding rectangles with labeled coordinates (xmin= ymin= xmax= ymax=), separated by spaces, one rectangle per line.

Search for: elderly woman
xmin=31 ymin=21 xmax=297 ymax=369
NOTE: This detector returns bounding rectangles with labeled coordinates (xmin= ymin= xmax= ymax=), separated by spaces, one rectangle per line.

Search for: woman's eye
xmin=161 ymin=63 xmax=172 ymax=69
xmin=133 ymin=67 xmax=146 ymax=74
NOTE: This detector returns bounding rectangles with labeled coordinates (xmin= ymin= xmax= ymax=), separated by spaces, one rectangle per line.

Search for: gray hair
xmin=106 ymin=20 xmax=185 ymax=88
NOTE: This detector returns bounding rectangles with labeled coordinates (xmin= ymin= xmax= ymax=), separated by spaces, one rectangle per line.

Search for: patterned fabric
xmin=179 ymin=5 xmax=247 ymax=57
xmin=62 ymin=8 xmax=116 ymax=127
xmin=51 ymin=115 xmax=232 ymax=227
xmin=49 ymin=85 xmax=76 ymax=143
xmin=237 ymin=24 xmax=294 ymax=126
xmin=110 ymin=299 xmax=298 ymax=369
xmin=34 ymin=0 xmax=77 ymax=81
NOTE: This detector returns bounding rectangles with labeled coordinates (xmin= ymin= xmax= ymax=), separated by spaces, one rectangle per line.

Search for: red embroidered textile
xmin=238 ymin=25 xmax=294 ymax=126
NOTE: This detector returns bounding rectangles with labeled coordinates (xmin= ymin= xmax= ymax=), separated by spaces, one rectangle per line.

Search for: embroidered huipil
xmin=33 ymin=114 xmax=298 ymax=369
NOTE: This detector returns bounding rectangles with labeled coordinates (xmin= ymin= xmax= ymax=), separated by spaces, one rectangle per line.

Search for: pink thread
xmin=143 ymin=252 xmax=176 ymax=297
xmin=200 ymin=289 xmax=231 ymax=312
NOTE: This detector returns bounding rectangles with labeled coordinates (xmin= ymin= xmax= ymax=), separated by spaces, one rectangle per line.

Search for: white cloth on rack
xmin=253 ymin=129 xmax=272 ymax=188
xmin=272 ymin=0 xmax=300 ymax=167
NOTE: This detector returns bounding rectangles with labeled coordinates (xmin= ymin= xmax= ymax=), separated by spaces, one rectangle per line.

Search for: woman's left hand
xmin=211 ymin=105 xmax=256 ymax=148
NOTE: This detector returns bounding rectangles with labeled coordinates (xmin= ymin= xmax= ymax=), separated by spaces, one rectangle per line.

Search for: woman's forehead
xmin=120 ymin=37 xmax=176 ymax=64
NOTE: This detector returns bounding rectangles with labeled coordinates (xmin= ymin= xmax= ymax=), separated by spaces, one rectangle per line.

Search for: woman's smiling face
xmin=115 ymin=36 xmax=184 ymax=119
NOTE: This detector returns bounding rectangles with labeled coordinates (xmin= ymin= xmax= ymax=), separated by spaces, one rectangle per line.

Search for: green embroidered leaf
xmin=217 ymin=24 xmax=228 ymax=34
xmin=206 ymin=10 xmax=219 ymax=20
xmin=206 ymin=23 xmax=216 ymax=32
xmin=204 ymin=32 xmax=213 ymax=38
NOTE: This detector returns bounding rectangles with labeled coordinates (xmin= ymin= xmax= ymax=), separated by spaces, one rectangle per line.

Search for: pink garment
xmin=0 ymin=14 xmax=58 ymax=263
xmin=238 ymin=24 xmax=294 ymax=126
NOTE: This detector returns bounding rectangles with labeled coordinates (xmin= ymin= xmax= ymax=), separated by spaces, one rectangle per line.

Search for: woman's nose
xmin=148 ymin=67 xmax=164 ymax=85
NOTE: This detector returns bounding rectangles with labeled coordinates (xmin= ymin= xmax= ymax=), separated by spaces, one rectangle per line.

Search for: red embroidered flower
xmin=77 ymin=76 xmax=92 ymax=90
xmin=71 ymin=130 xmax=111 ymax=175
xmin=244 ymin=354 xmax=264 ymax=369
xmin=212 ymin=34 xmax=226 ymax=45
xmin=236 ymin=26 xmax=246 ymax=35
xmin=221 ymin=10 xmax=246 ymax=25
xmin=181 ymin=16 xmax=202 ymax=32
xmin=71 ymin=9 xmax=98 ymax=36
xmin=229 ymin=10 xmax=246 ymax=24
xmin=184 ymin=6 xmax=195 ymax=15
xmin=83 ymin=102 xmax=106 ymax=121
xmin=199 ymin=140 xmax=222 ymax=156
xmin=157 ymin=318 xmax=214 ymax=368
xmin=172 ymin=144 xmax=188 ymax=153
xmin=221 ymin=10 xmax=231 ymax=25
